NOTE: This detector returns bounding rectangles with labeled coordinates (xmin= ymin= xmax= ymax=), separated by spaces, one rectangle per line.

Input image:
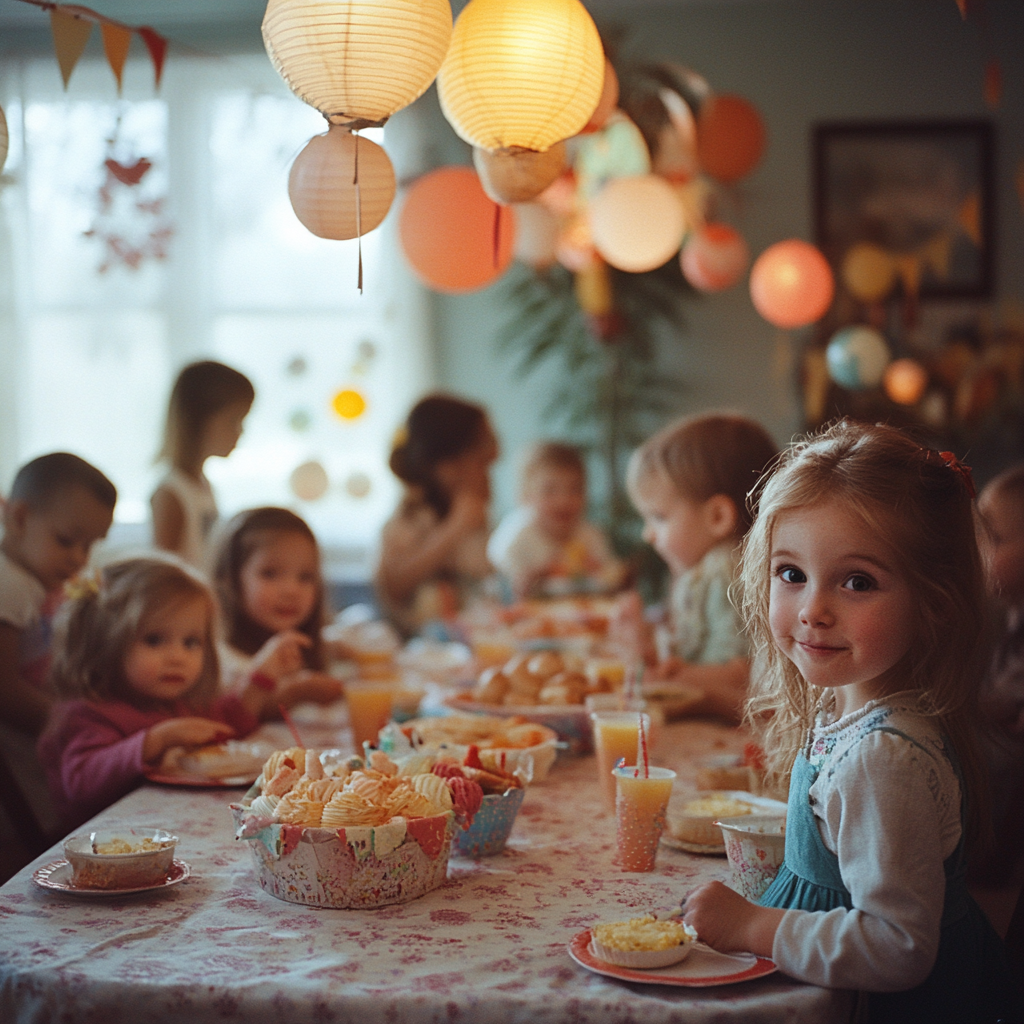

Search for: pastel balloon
xmin=589 ymin=174 xmax=686 ymax=273
xmin=680 ymin=223 xmax=749 ymax=292
xmin=696 ymin=94 xmax=765 ymax=183
xmin=574 ymin=112 xmax=650 ymax=200
xmin=333 ymin=388 xmax=367 ymax=419
xmin=290 ymin=460 xmax=329 ymax=502
xmin=826 ymin=326 xmax=891 ymax=390
xmin=883 ymin=358 xmax=928 ymax=405
xmin=842 ymin=242 xmax=896 ymax=302
xmin=750 ymin=239 xmax=834 ymax=329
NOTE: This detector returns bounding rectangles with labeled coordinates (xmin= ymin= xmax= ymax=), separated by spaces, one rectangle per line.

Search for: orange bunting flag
xmin=100 ymin=23 xmax=132 ymax=93
xmin=984 ymin=59 xmax=1002 ymax=110
xmin=955 ymin=0 xmax=968 ymax=17
xmin=50 ymin=8 xmax=93 ymax=89
xmin=137 ymin=27 xmax=168 ymax=89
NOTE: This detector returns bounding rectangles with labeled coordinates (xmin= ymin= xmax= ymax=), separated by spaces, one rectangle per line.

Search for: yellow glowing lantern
xmin=883 ymin=358 xmax=929 ymax=406
xmin=262 ymin=0 xmax=452 ymax=126
xmin=437 ymin=0 xmax=604 ymax=153
xmin=842 ymin=242 xmax=896 ymax=303
xmin=0 ymin=105 xmax=7 ymax=174
xmin=333 ymin=388 xmax=367 ymax=420
xmin=589 ymin=174 xmax=686 ymax=273
xmin=289 ymin=127 xmax=396 ymax=239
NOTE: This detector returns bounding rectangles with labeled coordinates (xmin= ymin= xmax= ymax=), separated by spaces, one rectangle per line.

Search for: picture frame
xmin=814 ymin=120 xmax=994 ymax=299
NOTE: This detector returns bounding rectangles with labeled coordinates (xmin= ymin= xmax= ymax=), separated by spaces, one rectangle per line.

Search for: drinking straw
xmin=278 ymin=704 xmax=305 ymax=748
xmin=638 ymin=712 xmax=650 ymax=779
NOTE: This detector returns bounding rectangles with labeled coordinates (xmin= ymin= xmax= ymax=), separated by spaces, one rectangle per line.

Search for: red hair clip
xmin=938 ymin=451 xmax=977 ymax=500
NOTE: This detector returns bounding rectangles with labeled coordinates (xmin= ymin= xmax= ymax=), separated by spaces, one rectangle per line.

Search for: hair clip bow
xmin=64 ymin=573 xmax=100 ymax=601
xmin=938 ymin=451 xmax=977 ymax=500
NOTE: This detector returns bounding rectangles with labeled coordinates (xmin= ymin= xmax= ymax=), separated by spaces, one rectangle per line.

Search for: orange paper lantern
xmin=750 ymin=239 xmax=834 ymax=329
xmin=580 ymin=59 xmax=619 ymax=135
xmin=288 ymin=127 xmax=396 ymax=239
xmin=883 ymin=358 xmax=928 ymax=406
xmin=399 ymin=166 xmax=516 ymax=293
xmin=696 ymin=94 xmax=766 ymax=184
xmin=589 ymin=174 xmax=686 ymax=273
xmin=680 ymin=222 xmax=749 ymax=292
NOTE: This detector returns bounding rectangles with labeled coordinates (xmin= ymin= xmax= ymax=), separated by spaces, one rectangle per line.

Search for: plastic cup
xmin=346 ymin=679 xmax=395 ymax=749
xmin=591 ymin=711 xmax=651 ymax=810
xmin=614 ymin=765 xmax=676 ymax=871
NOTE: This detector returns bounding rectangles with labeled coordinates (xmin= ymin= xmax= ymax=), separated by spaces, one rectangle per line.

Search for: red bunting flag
xmin=138 ymin=27 xmax=168 ymax=89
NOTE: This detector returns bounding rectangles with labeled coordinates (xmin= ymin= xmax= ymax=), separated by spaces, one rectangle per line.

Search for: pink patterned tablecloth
xmin=0 ymin=719 xmax=853 ymax=1024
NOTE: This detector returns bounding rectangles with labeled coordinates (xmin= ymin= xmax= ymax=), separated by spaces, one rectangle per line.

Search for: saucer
xmin=32 ymin=858 xmax=191 ymax=895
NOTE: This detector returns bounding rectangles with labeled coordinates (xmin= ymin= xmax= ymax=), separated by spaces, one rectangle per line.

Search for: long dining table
xmin=0 ymin=713 xmax=853 ymax=1023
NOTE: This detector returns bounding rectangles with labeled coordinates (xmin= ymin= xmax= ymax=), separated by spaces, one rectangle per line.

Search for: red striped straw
xmin=279 ymin=704 xmax=305 ymax=748
xmin=638 ymin=712 xmax=650 ymax=779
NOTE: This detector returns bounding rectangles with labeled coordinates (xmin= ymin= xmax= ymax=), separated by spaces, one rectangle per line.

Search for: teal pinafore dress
xmin=759 ymin=737 xmax=1017 ymax=1024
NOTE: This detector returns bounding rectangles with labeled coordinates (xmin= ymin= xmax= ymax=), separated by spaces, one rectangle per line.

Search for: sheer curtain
xmin=0 ymin=51 xmax=433 ymax=577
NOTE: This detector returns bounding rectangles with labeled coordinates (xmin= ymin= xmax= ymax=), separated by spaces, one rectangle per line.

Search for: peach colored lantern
xmin=842 ymin=242 xmax=896 ymax=302
xmin=512 ymin=202 xmax=559 ymax=269
xmin=589 ymin=174 xmax=686 ymax=273
xmin=437 ymin=0 xmax=604 ymax=153
xmin=0 ymin=105 xmax=7 ymax=174
xmin=473 ymin=141 xmax=567 ymax=204
xmin=884 ymin=358 xmax=929 ymax=405
xmin=288 ymin=127 xmax=396 ymax=240
xmin=262 ymin=0 xmax=452 ymax=126
xmin=680 ymin=223 xmax=749 ymax=292
xmin=290 ymin=460 xmax=330 ymax=501
xmin=696 ymin=94 xmax=765 ymax=183
xmin=750 ymin=239 xmax=834 ymax=329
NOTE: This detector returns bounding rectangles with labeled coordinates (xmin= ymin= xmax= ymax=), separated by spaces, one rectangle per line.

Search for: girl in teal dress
xmin=681 ymin=421 xmax=1018 ymax=1024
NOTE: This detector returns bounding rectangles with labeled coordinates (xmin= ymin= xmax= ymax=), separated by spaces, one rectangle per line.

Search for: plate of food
xmin=33 ymin=858 xmax=191 ymax=896
xmin=146 ymin=740 xmax=276 ymax=787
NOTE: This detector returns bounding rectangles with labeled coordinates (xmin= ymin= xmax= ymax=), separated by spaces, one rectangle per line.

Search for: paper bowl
xmin=231 ymin=805 xmax=455 ymax=909
xmin=452 ymin=787 xmax=526 ymax=858
xmin=716 ymin=814 xmax=787 ymax=901
xmin=63 ymin=827 xmax=177 ymax=890
xmin=590 ymin=927 xmax=698 ymax=968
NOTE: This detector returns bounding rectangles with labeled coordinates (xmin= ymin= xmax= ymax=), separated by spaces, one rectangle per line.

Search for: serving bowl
xmin=451 ymin=787 xmax=526 ymax=858
xmin=63 ymin=827 xmax=177 ymax=890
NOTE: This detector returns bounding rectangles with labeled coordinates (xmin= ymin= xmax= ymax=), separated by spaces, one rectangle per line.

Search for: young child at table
xmin=39 ymin=557 xmax=302 ymax=831
xmin=488 ymin=441 xmax=624 ymax=599
xmin=151 ymin=360 xmax=255 ymax=569
xmin=681 ymin=421 xmax=1017 ymax=1024
xmin=213 ymin=507 xmax=343 ymax=707
xmin=626 ymin=412 xmax=778 ymax=720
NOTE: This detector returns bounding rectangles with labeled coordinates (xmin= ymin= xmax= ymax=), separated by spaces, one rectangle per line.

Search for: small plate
xmin=569 ymin=929 xmax=776 ymax=987
xmin=33 ymin=858 xmax=191 ymax=895
xmin=660 ymin=834 xmax=726 ymax=856
xmin=145 ymin=771 xmax=256 ymax=788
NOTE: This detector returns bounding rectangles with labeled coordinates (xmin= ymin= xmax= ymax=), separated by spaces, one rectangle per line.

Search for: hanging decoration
xmin=344 ymin=471 xmax=372 ymax=499
xmin=883 ymin=358 xmax=929 ymax=406
xmin=841 ymin=241 xmax=897 ymax=303
xmin=825 ymin=326 xmax=890 ymax=390
xmin=332 ymin=388 xmax=368 ymax=421
xmin=589 ymin=174 xmax=686 ymax=273
xmin=511 ymin=202 xmax=559 ymax=270
xmin=580 ymin=59 xmax=620 ymax=135
xmin=680 ymin=222 xmax=749 ymax=292
xmin=288 ymin=126 xmax=396 ymax=240
xmin=290 ymin=460 xmax=330 ymax=502
xmin=695 ymin=94 xmax=766 ymax=184
xmin=473 ymin=142 xmax=567 ymax=205
xmin=750 ymin=239 xmax=834 ymax=329
xmin=399 ymin=166 xmax=516 ymax=294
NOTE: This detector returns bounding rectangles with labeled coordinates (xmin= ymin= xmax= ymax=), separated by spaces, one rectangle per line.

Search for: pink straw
xmin=279 ymin=704 xmax=305 ymax=748
xmin=638 ymin=712 xmax=649 ymax=779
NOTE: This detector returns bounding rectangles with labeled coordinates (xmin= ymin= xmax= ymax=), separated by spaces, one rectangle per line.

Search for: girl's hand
xmin=682 ymin=881 xmax=785 ymax=957
xmin=252 ymin=630 xmax=311 ymax=682
xmin=277 ymin=671 xmax=344 ymax=709
xmin=650 ymin=656 xmax=687 ymax=682
xmin=143 ymin=717 xmax=234 ymax=764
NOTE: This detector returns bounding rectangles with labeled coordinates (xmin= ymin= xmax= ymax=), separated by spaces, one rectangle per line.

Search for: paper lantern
xmin=262 ymin=0 xmax=452 ymax=125
xmin=555 ymin=213 xmax=596 ymax=272
xmin=0 ymin=105 xmax=7 ymax=174
xmin=399 ymin=166 xmax=516 ymax=293
xmin=574 ymin=113 xmax=650 ymax=200
xmin=580 ymin=59 xmax=619 ymax=134
xmin=750 ymin=240 xmax=834 ymax=329
xmin=473 ymin=142 xmax=566 ymax=204
xmin=512 ymin=202 xmax=559 ymax=269
xmin=437 ymin=0 xmax=604 ymax=153
xmin=842 ymin=242 xmax=896 ymax=302
xmin=696 ymin=94 xmax=765 ymax=183
xmin=883 ymin=358 xmax=928 ymax=405
xmin=680 ymin=223 xmax=749 ymax=292
xmin=290 ymin=460 xmax=329 ymax=501
xmin=345 ymin=471 xmax=372 ymax=498
xmin=653 ymin=87 xmax=699 ymax=183
xmin=333 ymin=388 xmax=367 ymax=420
xmin=288 ymin=127 xmax=396 ymax=240
xmin=826 ymin=327 xmax=890 ymax=390
xmin=589 ymin=174 xmax=686 ymax=273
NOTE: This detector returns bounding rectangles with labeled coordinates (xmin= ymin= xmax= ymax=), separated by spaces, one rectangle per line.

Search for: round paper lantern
xmin=0 ymin=105 xmax=7 ymax=174
xmin=883 ymin=358 xmax=928 ymax=405
xmin=574 ymin=113 xmax=650 ymax=200
xmin=680 ymin=223 xmax=749 ymax=292
xmin=262 ymin=0 xmax=452 ymax=124
xmin=512 ymin=202 xmax=559 ymax=269
xmin=288 ymin=127 xmax=396 ymax=239
xmin=290 ymin=460 xmax=329 ymax=501
xmin=842 ymin=242 xmax=896 ymax=302
xmin=750 ymin=240 xmax=835 ymax=329
xmin=399 ymin=166 xmax=516 ymax=293
xmin=826 ymin=326 xmax=890 ymax=390
xmin=696 ymin=94 xmax=766 ymax=183
xmin=580 ymin=59 xmax=619 ymax=134
xmin=653 ymin=87 xmax=699 ymax=183
xmin=589 ymin=174 xmax=686 ymax=273
xmin=437 ymin=0 xmax=604 ymax=153
xmin=345 ymin=471 xmax=372 ymax=498
xmin=333 ymin=388 xmax=367 ymax=420
xmin=473 ymin=141 xmax=566 ymax=204
xmin=555 ymin=213 xmax=596 ymax=272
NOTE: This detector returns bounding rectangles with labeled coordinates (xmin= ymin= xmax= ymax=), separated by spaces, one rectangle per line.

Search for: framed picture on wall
xmin=813 ymin=120 xmax=994 ymax=299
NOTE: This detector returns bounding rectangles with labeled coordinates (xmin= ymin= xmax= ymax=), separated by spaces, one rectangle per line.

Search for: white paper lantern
xmin=290 ymin=460 xmax=330 ymax=502
xmin=589 ymin=174 xmax=686 ymax=273
xmin=288 ymin=127 xmax=396 ymax=239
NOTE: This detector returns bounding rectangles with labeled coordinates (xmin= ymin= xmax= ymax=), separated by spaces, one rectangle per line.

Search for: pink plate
xmin=568 ymin=929 xmax=776 ymax=987
xmin=32 ymin=858 xmax=191 ymax=896
xmin=144 ymin=771 xmax=256 ymax=788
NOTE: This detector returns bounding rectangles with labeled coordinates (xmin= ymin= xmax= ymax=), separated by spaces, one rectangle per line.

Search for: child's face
xmin=526 ymin=465 xmax=585 ymax=542
xmin=2 ymin=487 xmax=113 ymax=592
xmin=239 ymin=531 xmax=319 ymax=635
xmin=203 ymin=400 xmax=250 ymax=461
xmin=768 ymin=501 xmax=916 ymax=715
xmin=124 ymin=596 xmax=208 ymax=703
xmin=978 ymin=484 xmax=1024 ymax=606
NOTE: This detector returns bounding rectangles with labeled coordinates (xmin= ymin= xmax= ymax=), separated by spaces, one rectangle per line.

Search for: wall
xmin=425 ymin=0 xmax=1024 ymax=516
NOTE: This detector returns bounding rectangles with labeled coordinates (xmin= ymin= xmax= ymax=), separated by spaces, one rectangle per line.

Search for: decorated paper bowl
xmin=231 ymin=804 xmax=455 ymax=909
xmin=451 ymin=786 xmax=526 ymax=858
xmin=716 ymin=814 xmax=786 ymax=901
xmin=63 ymin=827 xmax=177 ymax=890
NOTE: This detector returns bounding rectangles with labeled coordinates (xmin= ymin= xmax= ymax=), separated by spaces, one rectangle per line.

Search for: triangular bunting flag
xmin=50 ymin=8 xmax=93 ymax=89
xmin=101 ymin=23 xmax=132 ymax=93
xmin=137 ymin=27 xmax=167 ymax=89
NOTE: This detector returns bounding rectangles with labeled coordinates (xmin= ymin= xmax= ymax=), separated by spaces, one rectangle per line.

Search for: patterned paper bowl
xmin=63 ymin=827 xmax=177 ymax=890
xmin=716 ymin=814 xmax=786 ymax=901
xmin=231 ymin=804 xmax=455 ymax=909
xmin=451 ymin=786 xmax=526 ymax=858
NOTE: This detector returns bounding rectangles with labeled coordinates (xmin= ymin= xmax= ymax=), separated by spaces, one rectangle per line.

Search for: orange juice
xmin=614 ymin=766 xmax=676 ymax=871
xmin=346 ymin=680 xmax=395 ymax=748
xmin=591 ymin=711 xmax=650 ymax=809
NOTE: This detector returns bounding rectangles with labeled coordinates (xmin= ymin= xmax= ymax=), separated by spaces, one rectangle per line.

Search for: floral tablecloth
xmin=0 ymin=719 xmax=852 ymax=1024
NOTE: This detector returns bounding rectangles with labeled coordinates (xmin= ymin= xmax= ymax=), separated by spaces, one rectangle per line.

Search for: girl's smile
xmin=240 ymin=531 xmax=319 ymax=634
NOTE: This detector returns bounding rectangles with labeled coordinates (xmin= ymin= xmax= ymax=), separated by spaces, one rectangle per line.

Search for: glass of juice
xmin=346 ymin=679 xmax=395 ymax=749
xmin=614 ymin=765 xmax=676 ymax=872
xmin=591 ymin=710 xmax=650 ymax=810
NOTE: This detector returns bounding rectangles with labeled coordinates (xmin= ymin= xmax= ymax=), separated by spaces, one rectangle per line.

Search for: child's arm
xmin=0 ymin=622 xmax=52 ymax=734
xmin=682 ymin=880 xmax=786 ymax=955
xmin=651 ymin=656 xmax=748 ymax=722
xmin=150 ymin=485 xmax=186 ymax=553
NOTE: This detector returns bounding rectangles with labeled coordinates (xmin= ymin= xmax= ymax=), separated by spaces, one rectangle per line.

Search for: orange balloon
xmin=750 ymin=239 xmax=834 ymax=328
xmin=696 ymin=94 xmax=766 ymax=183
xmin=399 ymin=166 xmax=516 ymax=293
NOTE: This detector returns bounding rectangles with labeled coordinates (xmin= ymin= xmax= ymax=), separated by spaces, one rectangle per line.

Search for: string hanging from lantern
xmin=353 ymin=129 xmax=363 ymax=293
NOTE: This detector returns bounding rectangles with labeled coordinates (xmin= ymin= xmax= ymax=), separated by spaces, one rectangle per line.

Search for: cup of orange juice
xmin=346 ymin=679 xmax=395 ymax=749
xmin=591 ymin=711 xmax=650 ymax=810
xmin=614 ymin=765 xmax=676 ymax=871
